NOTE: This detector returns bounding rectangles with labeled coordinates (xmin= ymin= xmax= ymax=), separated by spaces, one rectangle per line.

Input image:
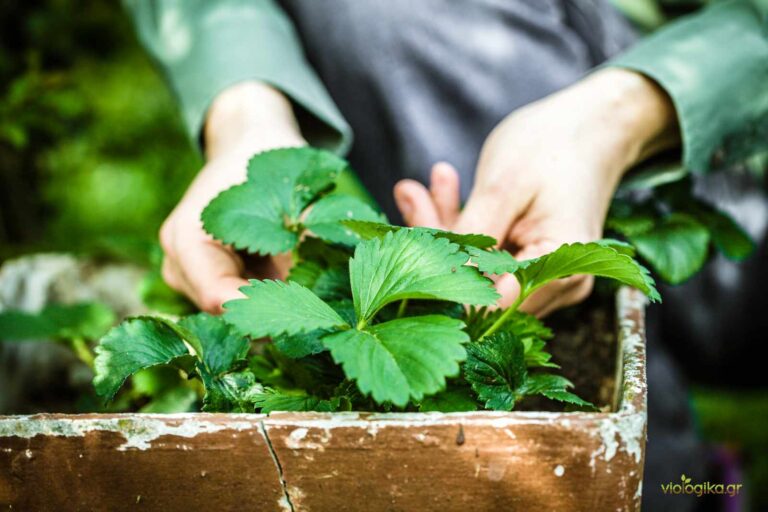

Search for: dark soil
xmin=519 ymin=293 xmax=617 ymax=412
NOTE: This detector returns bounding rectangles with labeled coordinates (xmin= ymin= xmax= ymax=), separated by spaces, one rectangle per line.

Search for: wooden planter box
xmin=0 ymin=288 xmax=648 ymax=511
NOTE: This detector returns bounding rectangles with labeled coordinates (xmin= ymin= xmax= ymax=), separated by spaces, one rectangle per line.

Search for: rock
xmin=0 ymin=253 xmax=147 ymax=414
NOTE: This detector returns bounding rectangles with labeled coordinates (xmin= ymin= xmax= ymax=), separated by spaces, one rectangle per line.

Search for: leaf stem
xmin=396 ymin=299 xmax=409 ymax=319
xmin=70 ymin=336 xmax=95 ymax=368
xmin=481 ymin=292 xmax=527 ymax=339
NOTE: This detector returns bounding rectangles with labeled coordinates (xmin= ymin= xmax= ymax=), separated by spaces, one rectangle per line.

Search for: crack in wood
xmin=260 ymin=421 xmax=295 ymax=512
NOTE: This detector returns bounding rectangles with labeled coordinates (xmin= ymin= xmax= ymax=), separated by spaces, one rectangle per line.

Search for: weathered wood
xmin=0 ymin=288 xmax=647 ymax=511
xmin=0 ymin=414 xmax=284 ymax=511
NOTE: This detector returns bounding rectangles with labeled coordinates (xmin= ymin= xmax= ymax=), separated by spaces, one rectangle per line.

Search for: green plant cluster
xmin=89 ymin=148 xmax=659 ymax=413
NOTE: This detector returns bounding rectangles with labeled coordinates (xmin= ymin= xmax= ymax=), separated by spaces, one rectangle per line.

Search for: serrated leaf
xmin=202 ymin=147 xmax=348 ymax=255
xmin=0 ymin=302 xmax=115 ymax=341
xmin=273 ymin=300 xmax=354 ymax=359
xmin=223 ymin=280 xmax=349 ymax=338
xmin=252 ymin=388 xmax=340 ymax=413
xmin=464 ymin=331 xmax=527 ymax=411
xmin=595 ymin=239 xmax=636 ymax=257
xmin=177 ymin=313 xmax=249 ymax=375
xmin=246 ymin=147 xmax=347 ymax=217
xmin=343 ymin=220 xmax=497 ymax=249
xmin=305 ymin=195 xmax=385 ymax=246
xmin=288 ymin=261 xmax=350 ymax=301
xmin=628 ymin=213 xmax=709 ymax=285
xmin=202 ymin=182 xmax=299 ymax=255
xmin=515 ymin=242 xmax=660 ymax=302
xmin=463 ymin=308 xmax=557 ymax=368
xmin=323 ymin=315 xmax=468 ymax=407
xmin=202 ymin=370 xmax=264 ymax=412
xmin=350 ymin=230 xmax=498 ymax=323
xmin=521 ymin=373 xmax=594 ymax=408
xmin=94 ymin=317 xmax=191 ymax=400
xmin=419 ymin=386 xmax=478 ymax=412
xmin=467 ymin=247 xmax=521 ymax=275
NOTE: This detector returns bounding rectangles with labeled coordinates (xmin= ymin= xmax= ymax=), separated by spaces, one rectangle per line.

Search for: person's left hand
xmin=394 ymin=69 xmax=678 ymax=317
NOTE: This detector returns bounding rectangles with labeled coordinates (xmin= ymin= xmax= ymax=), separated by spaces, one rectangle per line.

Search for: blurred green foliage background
xmin=0 ymin=0 xmax=200 ymax=264
xmin=0 ymin=1 xmax=765 ymax=508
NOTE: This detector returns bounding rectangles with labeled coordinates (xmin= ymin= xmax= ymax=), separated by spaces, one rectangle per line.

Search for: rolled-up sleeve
xmin=610 ymin=0 xmax=768 ymax=172
xmin=123 ymin=0 xmax=352 ymax=154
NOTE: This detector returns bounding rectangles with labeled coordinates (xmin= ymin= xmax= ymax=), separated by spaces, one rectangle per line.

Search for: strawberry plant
xmin=91 ymin=148 xmax=660 ymax=413
xmin=608 ymin=169 xmax=755 ymax=284
xmin=0 ymin=302 xmax=197 ymax=413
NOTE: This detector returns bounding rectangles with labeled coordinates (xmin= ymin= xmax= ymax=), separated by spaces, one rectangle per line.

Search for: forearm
xmin=204 ymin=81 xmax=306 ymax=160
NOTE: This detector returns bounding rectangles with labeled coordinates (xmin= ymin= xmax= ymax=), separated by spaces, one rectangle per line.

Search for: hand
xmin=160 ymin=82 xmax=305 ymax=313
xmin=395 ymin=69 xmax=678 ymax=316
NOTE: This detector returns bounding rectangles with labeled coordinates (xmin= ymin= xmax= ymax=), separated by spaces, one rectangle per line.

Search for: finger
xmin=494 ymin=274 xmax=522 ymax=309
xmin=533 ymin=276 xmax=594 ymax=318
xmin=520 ymin=275 xmax=587 ymax=317
xmin=394 ymin=179 xmax=442 ymax=228
xmin=430 ymin=162 xmax=461 ymax=226
xmin=161 ymin=257 xmax=196 ymax=300
xmin=176 ymin=239 xmax=249 ymax=314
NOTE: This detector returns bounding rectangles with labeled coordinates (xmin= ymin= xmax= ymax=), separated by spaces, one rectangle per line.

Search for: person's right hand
xmin=160 ymin=81 xmax=305 ymax=313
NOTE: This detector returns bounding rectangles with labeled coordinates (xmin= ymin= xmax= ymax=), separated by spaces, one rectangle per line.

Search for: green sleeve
xmin=122 ymin=0 xmax=352 ymax=154
xmin=610 ymin=0 xmax=768 ymax=172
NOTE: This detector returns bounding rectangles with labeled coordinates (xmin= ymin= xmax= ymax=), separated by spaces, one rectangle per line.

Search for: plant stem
xmin=481 ymin=293 xmax=526 ymax=339
xmin=70 ymin=336 xmax=95 ymax=368
xmin=396 ymin=299 xmax=409 ymax=319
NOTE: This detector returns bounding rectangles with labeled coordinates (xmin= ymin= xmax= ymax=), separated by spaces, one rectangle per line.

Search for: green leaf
xmin=177 ymin=313 xmax=249 ymax=375
xmin=202 ymin=370 xmax=264 ymax=412
xmin=464 ymin=331 xmax=527 ymax=411
xmin=628 ymin=213 xmax=710 ymax=285
xmin=274 ymin=330 xmax=328 ymax=359
xmin=202 ymin=147 xmax=348 ymax=255
xmin=521 ymin=374 xmax=594 ymax=409
xmin=252 ymin=388 xmax=341 ymax=413
xmin=697 ymin=208 xmax=755 ymax=261
xmin=419 ymin=386 xmax=478 ymax=412
xmin=305 ymin=195 xmax=385 ymax=246
xmin=323 ymin=315 xmax=468 ymax=407
xmin=0 ymin=302 xmax=115 ymax=341
xmin=349 ymin=230 xmax=498 ymax=323
xmin=93 ymin=317 xmax=191 ymax=400
xmin=463 ymin=308 xmax=557 ymax=368
xmin=514 ymin=242 xmax=660 ymax=302
xmin=343 ymin=220 xmax=497 ymax=249
xmin=467 ymin=247 xmax=521 ymax=275
xmin=594 ymin=238 xmax=636 ymax=257
xmin=202 ymin=182 xmax=300 ymax=255
xmin=223 ymin=280 xmax=349 ymax=338
xmin=288 ymin=261 xmax=350 ymax=301
xmin=246 ymin=147 xmax=347 ymax=217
